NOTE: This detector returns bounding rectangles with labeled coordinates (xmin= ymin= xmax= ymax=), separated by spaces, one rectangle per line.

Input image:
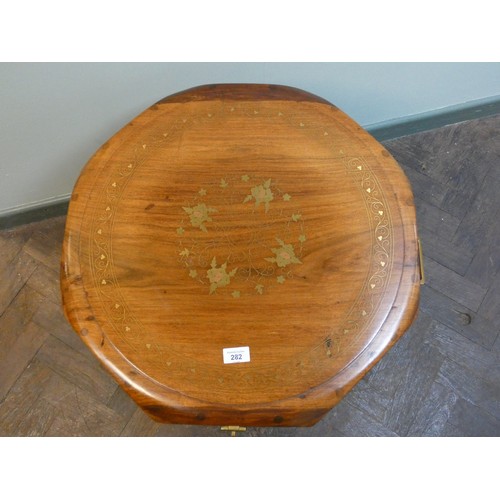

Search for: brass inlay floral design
xmin=243 ymin=179 xmax=274 ymax=212
xmin=183 ymin=203 xmax=217 ymax=232
xmin=265 ymin=239 xmax=302 ymax=268
xmin=207 ymin=257 xmax=238 ymax=294
xmin=177 ymin=174 xmax=306 ymax=298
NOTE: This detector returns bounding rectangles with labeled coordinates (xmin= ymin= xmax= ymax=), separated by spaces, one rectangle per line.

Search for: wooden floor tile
xmin=406 ymin=381 xmax=459 ymax=437
xmin=120 ymin=408 xmax=161 ymax=437
xmin=437 ymin=359 xmax=500 ymax=419
xmin=0 ymin=285 xmax=46 ymax=354
xmin=429 ymin=320 xmax=500 ymax=385
xmin=44 ymin=384 xmax=127 ymax=437
xmin=446 ymin=397 xmax=500 ymax=437
xmin=453 ymin=175 xmax=500 ymax=255
xmin=25 ymin=262 xmax=62 ymax=306
xmin=420 ymin=286 xmax=498 ymax=349
xmin=418 ymin=227 xmax=473 ymax=276
xmin=414 ymin=196 xmax=461 ymax=241
xmin=35 ymin=334 xmax=118 ymax=405
xmin=423 ymin=256 xmax=487 ymax=312
xmin=0 ymin=359 xmax=54 ymax=436
xmin=325 ymin=401 xmax=398 ymax=437
xmin=0 ymin=247 xmax=37 ymax=315
xmin=0 ymin=321 xmax=48 ymax=402
xmin=22 ymin=216 xmax=66 ymax=271
xmin=466 ymin=242 xmax=500 ymax=289
xmin=479 ymin=275 xmax=500 ymax=329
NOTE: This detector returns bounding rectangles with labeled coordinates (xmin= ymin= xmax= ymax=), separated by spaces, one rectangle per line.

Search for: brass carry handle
xmin=418 ymin=238 xmax=425 ymax=285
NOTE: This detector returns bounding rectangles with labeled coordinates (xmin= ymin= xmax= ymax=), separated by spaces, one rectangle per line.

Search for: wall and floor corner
xmin=1 ymin=62 xmax=500 ymax=229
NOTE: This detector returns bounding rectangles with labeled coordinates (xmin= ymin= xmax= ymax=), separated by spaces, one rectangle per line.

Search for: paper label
xmin=223 ymin=346 xmax=250 ymax=364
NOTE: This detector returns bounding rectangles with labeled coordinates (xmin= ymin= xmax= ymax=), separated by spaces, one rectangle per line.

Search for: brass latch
xmin=418 ymin=238 xmax=425 ymax=285
xmin=221 ymin=425 xmax=247 ymax=436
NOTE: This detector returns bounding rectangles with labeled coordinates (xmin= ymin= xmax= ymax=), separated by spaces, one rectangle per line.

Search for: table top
xmin=61 ymin=84 xmax=420 ymax=427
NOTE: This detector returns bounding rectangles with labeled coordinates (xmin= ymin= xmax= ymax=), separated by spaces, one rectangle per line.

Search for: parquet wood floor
xmin=1 ymin=114 xmax=499 ymax=436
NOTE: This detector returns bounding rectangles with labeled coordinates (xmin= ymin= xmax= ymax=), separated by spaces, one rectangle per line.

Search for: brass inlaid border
xmin=332 ymin=155 xmax=394 ymax=354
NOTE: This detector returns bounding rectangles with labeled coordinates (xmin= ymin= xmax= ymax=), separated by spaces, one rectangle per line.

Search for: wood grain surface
xmin=60 ymin=84 xmax=420 ymax=426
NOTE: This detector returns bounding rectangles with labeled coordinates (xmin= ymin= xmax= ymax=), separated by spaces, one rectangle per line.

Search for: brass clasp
xmin=221 ymin=425 xmax=247 ymax=437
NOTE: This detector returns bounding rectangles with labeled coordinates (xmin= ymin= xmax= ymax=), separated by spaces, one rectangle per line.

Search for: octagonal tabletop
xmin=61 ymin=84 xmax=421 ymax=427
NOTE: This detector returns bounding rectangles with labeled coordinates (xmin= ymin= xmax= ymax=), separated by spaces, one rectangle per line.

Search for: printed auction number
xmin=223 ymin=346 xmax=250 ymax=364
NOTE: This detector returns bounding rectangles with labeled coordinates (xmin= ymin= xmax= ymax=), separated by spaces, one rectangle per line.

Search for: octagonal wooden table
xmin=61 ymin=84 xmax=421 ymax=428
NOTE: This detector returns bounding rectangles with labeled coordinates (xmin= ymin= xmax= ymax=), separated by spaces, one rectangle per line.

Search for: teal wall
xmin=1 ymin=62 xmax=499 ymax=214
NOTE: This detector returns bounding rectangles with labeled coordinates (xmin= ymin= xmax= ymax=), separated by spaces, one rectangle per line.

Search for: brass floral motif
xmin=207 ymin=257 xmax=238 ymax=294
xmin=177 ymin=174 xmax=306 ymax=297
xmin=265 ymin=239 xmax=302 ymax=268
xmin=182 ymin=203 xmax=217 ymax=232
xmin=243 ymin=179 xmax=274 ymax=212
